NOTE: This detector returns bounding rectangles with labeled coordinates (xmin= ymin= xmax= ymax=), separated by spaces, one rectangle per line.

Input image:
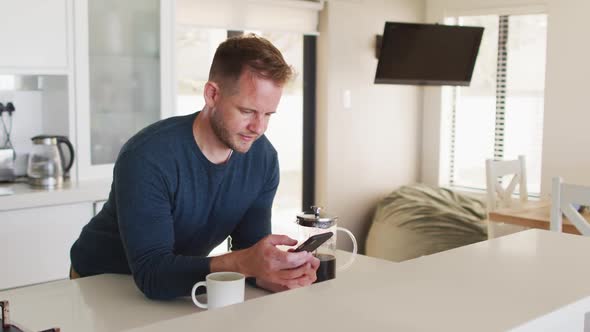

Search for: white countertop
xmin=511 ymin=295 xmax=590 ymax=331
xmin=0 ymin=250 xmax=360 ymax=332
xmin=2 ymin=230 xmax=590 ymax=331
xmin=0 ymin=179 xmax=111 ymax=211
xmin=0 ymin=274 xmax=271 ymax=332
xmin=131 ymin=230 xmax=590 ymax=332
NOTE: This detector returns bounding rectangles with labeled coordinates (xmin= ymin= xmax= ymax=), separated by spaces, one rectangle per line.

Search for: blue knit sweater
xmin=70 ymin=112 xmax=279 ymax=300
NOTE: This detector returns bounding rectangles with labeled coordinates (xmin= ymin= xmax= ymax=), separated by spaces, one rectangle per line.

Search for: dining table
xmin=2 ymin=230 xmax=590 ymax=331
xmin=488 ymin=199 xmax=589 ymax=235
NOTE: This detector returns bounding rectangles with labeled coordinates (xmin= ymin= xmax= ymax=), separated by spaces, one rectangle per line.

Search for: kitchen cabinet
xmin=74 ymin=0 xmax=174 ymax=180
xmin=0 ymin=202 xmax=93 ymax=290
xmin=0 ymin=0 xmax=71 ymax=73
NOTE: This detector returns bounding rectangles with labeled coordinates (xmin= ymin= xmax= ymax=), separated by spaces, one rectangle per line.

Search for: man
xmin=70 ymin=34 xmax=320 ymax=300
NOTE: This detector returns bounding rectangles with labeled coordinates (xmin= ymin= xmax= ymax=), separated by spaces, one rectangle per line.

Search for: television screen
xmin=375 ymin=22 xmax=484 ymax=86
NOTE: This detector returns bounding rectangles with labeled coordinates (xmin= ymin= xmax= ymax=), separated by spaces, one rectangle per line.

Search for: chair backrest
xmin=485 ymin=155 xmax=528 ymax=211
xmin=550 ymin=177 xmax=590 ymax=236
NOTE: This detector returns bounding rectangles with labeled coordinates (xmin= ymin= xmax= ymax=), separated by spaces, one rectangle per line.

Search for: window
xmin=245 ymin=30 xmax=305 ymax=239
xmin=441 ymin=14 xmax=547 ymax=195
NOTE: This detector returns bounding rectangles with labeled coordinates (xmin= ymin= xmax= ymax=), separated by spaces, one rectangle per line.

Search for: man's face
xmin=210 ymin=71 xmax=283 ymax=153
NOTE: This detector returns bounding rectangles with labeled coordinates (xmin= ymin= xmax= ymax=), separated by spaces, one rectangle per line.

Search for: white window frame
xmin=420 ymin=3 xmax=547 ymax=195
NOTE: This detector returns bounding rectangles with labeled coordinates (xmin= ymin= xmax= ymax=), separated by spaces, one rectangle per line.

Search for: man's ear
xmin=204 ymin=81 xmax=220 ymax=107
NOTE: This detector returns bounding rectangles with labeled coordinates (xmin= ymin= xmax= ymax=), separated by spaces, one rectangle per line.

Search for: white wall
xmin=0 ymin=89 xmax=42 ymax=156
xmin=422 ymin=0 xmax=590 ymax=196
xmin=317 ymin=0 xmax=425 ymax=252
xmin=541 ymin=0 xmax=590 ymax=193
xmin=0 ymin=75 xmax=70 ymax=176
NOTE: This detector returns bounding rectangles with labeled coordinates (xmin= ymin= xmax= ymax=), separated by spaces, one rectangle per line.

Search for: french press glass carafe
xmin=296 ymin=206 xmax=357 ymax=282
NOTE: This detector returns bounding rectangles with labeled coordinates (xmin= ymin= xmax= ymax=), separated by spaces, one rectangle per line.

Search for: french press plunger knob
xmin=311 ymin=205 xmax=323 ymax=217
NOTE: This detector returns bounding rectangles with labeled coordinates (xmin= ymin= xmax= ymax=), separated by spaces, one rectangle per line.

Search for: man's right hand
xmin=210 ymin=234 xmax=320 ymax=290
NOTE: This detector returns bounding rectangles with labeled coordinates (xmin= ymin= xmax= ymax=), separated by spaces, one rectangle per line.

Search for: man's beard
xmin=210 ymin=111 xmax=257 ymax=153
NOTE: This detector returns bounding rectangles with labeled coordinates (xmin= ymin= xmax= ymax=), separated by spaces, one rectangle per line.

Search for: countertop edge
xmin=0 ymin=179 xmax=111 ymax=212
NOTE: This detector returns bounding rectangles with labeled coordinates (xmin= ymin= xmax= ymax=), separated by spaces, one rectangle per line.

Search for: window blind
xmin=494 ymin=15 xmax=508 ymax=161
xmin=176 ymin=0 xmax=323 ymax=35
xmin=444 ymin=14 xmax=546 ymax=194
xmin=448 ymin=86 xmax=458 ymax=186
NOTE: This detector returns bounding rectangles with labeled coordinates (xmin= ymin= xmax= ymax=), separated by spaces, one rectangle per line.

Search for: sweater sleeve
xmin=230 ymin=152 xmax=279 ymax=251
xmin=114 ymin=152 xmax=210 ymax=300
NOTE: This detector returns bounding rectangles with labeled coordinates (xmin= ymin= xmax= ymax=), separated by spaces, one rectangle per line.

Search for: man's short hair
xmin=208 ymin=34 xmax=294 ymax=93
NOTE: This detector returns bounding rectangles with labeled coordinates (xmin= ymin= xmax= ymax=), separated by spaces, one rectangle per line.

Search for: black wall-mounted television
xmin=375 ymin=22 xmax=484 ymax=86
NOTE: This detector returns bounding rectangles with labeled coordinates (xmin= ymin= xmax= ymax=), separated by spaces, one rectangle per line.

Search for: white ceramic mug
xmin=191 ymin=272 xmax=245 ymax=310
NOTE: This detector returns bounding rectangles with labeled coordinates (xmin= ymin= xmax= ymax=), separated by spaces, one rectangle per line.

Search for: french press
xmin=296 ymin=206 xmax=357 ymax=282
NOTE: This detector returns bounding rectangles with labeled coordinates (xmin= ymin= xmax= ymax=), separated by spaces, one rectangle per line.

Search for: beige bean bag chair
xmin=366 ymin=184 xmax=487 ymax=262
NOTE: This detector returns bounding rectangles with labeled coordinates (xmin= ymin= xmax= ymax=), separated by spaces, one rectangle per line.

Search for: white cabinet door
xmin=74 ymin=0 xmax=174 ymax=180
xmin=0 ymin=202 xmax=92 ymax=290
xmin=0 ymin=0 xmax=70 ymax=72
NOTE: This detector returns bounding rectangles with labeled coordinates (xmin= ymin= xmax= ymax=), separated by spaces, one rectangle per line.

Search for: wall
xmin=0 ymin=76 xmax=70 ymax=176
xmin=317 ymin=0 xmax=425 ymax=252
xmin=0 ymin=88 xmax=42 ymax=175
xmin=423 ymin=0 xmax=590 ymax=196
xmin=541 ymin=0 xmax=590 ymax=192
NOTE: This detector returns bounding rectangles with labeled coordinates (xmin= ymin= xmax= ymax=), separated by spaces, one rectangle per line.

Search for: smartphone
xmin=293 ymin=232 xmax=334 ymax=252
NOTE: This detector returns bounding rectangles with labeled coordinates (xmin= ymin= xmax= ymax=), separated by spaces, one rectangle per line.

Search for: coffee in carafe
xmin=296 ymin=206 xmax=357 ymax=283
xmin=315 ymin=253 xmax=336 ymax=282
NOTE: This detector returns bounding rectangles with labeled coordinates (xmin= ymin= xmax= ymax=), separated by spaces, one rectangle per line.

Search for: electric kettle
xmin=27 ymin=135 xmax=75 ymax=188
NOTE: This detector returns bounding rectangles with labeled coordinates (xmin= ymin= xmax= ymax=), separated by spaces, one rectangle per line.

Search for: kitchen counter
xmin=0 ymin=178 xmax=112 ymax=290
xmin=0 ymin=178 xmax=111 ymax=211
xmin=0 ymin=273 xmax=271 ymax=332
xmin=2 ymin=231 xmax=590 ymax=331
xmin=0 ymin=250 xmax=358 ymax=332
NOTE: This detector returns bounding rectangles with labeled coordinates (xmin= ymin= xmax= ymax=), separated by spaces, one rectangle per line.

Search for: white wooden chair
xmin=485 ymin=155 xmax=528 ymax=238
xmin=550 ymin=177 xmax=590 ymax=236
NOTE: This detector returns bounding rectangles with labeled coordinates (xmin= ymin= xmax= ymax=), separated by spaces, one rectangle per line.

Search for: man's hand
xmin=210 ymin=234 xmax=320 ymax=291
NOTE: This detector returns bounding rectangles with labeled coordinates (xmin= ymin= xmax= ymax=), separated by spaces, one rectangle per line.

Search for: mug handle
xmin=191 ymin=281 xmax=208 ymax=309
xmin=336 ymin=226 xmax=357 ymax=272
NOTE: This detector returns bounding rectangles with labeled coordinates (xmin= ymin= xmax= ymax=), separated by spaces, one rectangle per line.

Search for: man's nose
xmin=248 ymin=115 xmax=266 ymax=135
